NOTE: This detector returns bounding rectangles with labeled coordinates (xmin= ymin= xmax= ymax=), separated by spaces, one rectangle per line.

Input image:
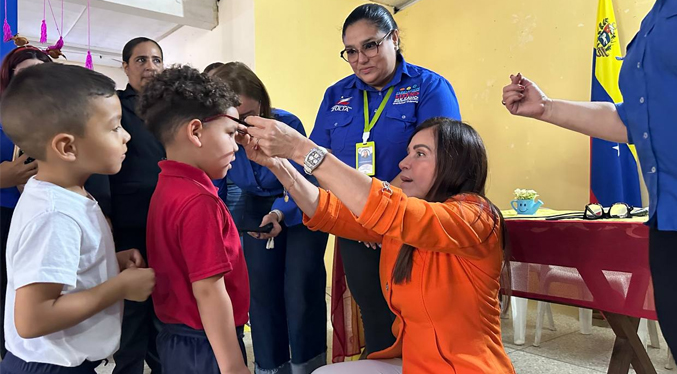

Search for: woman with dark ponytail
xmin=241 ymin=116 xmax=515 ymax=373
xmin=308 ymin=4 xmax=461 ymax=356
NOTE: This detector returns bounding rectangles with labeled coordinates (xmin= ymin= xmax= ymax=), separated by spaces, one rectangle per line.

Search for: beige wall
xmin=61 ymin=60 xmax=128 ymax=89
xmin=395 ymin=0 xmax=653 ymax=210
xmin=92 ymin=64 xmax=128 ymax=89
xmin=254 ymin=0 xmax=367 ymax=133
xmin=161 ymin=0 xmax=255 ymax=72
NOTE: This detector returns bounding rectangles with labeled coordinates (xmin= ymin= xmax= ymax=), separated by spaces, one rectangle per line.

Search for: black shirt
xmin=109 ymin=84 xmax=165 ymax=251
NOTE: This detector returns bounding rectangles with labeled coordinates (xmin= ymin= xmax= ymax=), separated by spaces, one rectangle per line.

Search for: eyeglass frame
xmin=584 ymin=202 xmax=633 ymax=220
xmin=202 ymin=113 xmax=250 ymax=135
xmin=340 ymin=30 xmax=393 ymax=63
xmin=543 ymin=202 xmax=635 ymax=221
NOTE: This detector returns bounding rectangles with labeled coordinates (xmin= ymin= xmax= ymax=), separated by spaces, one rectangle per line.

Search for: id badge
xmin=356 ymin=141 xmax=375 ymax=176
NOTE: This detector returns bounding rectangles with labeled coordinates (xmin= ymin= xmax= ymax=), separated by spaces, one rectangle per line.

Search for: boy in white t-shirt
xmin=0 ymin=63 xmax=156 ymax=373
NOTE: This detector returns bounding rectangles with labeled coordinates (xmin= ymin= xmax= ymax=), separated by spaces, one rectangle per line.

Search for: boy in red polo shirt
xmin=139 ymin=65 xmax=250 ymax=374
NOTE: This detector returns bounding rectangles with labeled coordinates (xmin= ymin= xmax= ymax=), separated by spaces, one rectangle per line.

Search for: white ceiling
xmin=104 ymin=0 xmax=184 ymax=17
xmin=17 ymin=0 xmax=216 ymax=67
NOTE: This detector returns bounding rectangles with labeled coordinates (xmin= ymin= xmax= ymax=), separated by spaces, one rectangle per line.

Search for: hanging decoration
xmin=3 ymin=0 xmax=28 ymax=47
xmin=85 ymin=0 xmax=92 ymax=69
xmin=44 ymin=0 xmax=65 ymax=59
xmin=3 ymin=0 xmax=12 ymax=42
xmin=40 ymin=0 xmax=47 ymax=43
xmin=3 ymin=0 xmax=48 ymax=49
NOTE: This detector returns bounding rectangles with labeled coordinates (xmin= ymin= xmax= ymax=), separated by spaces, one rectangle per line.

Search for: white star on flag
xmin=612 ymin=144 xmax=620 ymax=157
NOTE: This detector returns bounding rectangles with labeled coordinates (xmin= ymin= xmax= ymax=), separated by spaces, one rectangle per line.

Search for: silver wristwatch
xmin=303 ymin=146 xmax=328 ymax=175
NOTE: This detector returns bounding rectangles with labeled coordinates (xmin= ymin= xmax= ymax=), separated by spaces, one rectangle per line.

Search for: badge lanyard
xmin=362 ymin=86 xmax=394 ymax=143
xmin=357 ymin=87 xmax=394 ymax=176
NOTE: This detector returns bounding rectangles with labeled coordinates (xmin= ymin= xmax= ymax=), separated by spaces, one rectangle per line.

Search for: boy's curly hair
xmin=138 ymin=64 xmax=240 ymax=145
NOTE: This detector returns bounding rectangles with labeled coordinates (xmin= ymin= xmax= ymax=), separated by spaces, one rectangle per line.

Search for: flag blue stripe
xmin=590 ymin=49 xmax=642 ymax=207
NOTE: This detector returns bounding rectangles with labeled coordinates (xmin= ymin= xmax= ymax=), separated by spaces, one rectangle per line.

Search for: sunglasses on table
xmin=543 ymin=203 xmax=647 ymax=221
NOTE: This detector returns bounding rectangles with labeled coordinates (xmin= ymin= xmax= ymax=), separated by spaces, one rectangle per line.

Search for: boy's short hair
xmin=138 ymin=65 xmax=240 ymax=146
xmin=0 ymin=63 xmax=117 ymax=160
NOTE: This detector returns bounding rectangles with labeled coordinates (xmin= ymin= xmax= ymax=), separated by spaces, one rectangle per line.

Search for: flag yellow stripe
xmin=594 ymin=0 xmax=623 ymax=103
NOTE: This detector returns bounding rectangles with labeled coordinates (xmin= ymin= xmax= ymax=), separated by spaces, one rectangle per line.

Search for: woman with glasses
xmin=211 ymin=62 xmax=330 ymax=374
xmin=310 ymin=3 xmax=461 ymax=356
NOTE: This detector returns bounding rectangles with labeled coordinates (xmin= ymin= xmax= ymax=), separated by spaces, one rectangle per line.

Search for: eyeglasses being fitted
xmin=203 ymin=114 xmax=250 ymax=135
xmin=340 ymin=31 xmax=393 ymax=63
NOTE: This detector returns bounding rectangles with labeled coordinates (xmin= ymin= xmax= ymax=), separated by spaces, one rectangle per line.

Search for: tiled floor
xmin=96 ymin=296 xmax=674 ymax=374
xmin=502 ymin=302 xmax=674 ymax=374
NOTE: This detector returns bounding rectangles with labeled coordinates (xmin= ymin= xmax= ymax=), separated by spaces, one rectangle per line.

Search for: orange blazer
xmin=304 ymin=179 xmax=515 ymax=374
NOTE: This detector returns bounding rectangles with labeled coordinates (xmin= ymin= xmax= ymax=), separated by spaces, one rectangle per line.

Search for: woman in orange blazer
xmin=241 ymin=116 xmax=515 ymax=374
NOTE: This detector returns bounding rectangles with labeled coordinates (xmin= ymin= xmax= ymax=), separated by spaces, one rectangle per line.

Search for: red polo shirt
xmin=147 ymin=160 xmax=249 ymax=329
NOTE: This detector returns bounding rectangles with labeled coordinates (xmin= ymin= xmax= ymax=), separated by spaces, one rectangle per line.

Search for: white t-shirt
xmin=4 ymin=177 xmax=122 ymax=366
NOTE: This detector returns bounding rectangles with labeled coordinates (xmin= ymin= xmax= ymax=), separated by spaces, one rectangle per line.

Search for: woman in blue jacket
xmin=310 ymin=4 xmax=461 ymax=355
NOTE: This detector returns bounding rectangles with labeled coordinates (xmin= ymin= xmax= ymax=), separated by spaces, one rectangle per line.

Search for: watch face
xmin=305 ymin=148 xmax=326 ymax=174
xmin=310 ymin=152 xmax=321 ymax=165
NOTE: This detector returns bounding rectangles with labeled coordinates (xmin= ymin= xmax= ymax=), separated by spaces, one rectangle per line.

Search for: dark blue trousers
xmin=0 ymin=352 xmax=101 ymax=374
xmin=156 ymin=324 xmax=246 ymax=374
xmin=242 ymin=193 xmax=328 ymax=373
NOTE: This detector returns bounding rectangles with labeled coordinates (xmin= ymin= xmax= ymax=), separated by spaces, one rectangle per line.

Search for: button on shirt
xmin=616 ymin=0 xmax=677 ymax=230
xmin=310 ymin=56 xmax=461 ymax=183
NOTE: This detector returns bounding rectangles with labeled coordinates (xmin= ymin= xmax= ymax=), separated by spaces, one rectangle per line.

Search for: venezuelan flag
xmin=590 ymin=0 xmax=641 ymax=207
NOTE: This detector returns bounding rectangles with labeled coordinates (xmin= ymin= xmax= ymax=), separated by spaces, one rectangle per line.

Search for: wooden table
xmin=505 ymin=213 xmax=656 ymax=374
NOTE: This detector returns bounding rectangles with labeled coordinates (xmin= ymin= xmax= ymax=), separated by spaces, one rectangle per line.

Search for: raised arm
xmin=502 ymin=73 xmax=628 ymax=143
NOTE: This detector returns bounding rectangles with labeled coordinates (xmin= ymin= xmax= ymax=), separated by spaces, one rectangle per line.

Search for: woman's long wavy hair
xmin=392 ymin=118 xmax=511 ymax=308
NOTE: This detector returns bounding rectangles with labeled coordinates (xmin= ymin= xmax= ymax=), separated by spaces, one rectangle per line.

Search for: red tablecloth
xmin=506 ymin=218 xmax=656 ymax=320
xmin=329 ymin=217 xmax=656 ymax=362
xmin=330 ymin=241 xmax=365 ymax=363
